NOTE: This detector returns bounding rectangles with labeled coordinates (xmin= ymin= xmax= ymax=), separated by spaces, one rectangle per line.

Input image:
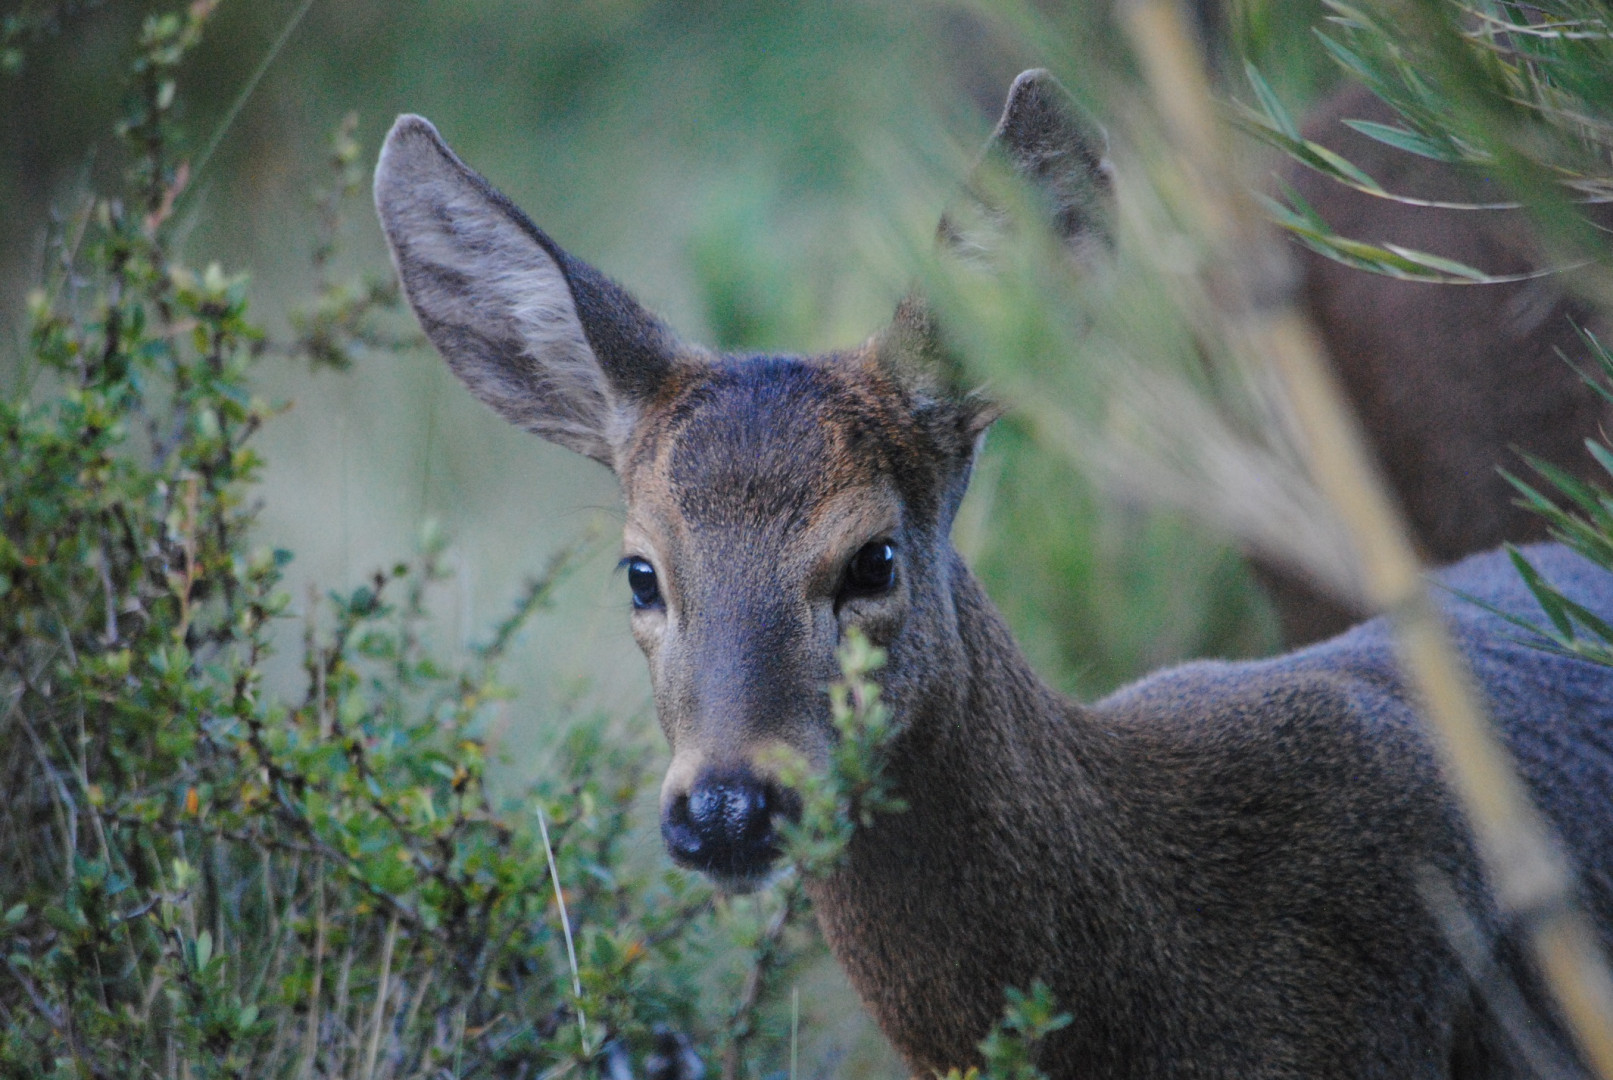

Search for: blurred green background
xmin=1 ymin=0 xmax=1349 ymax=704
xmin=0 ymin=2 xmax=1340 ymax=1070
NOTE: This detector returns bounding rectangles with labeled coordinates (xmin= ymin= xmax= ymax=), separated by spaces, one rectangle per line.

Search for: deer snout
xmin=661 ymin=766 xmax=801 ymax=891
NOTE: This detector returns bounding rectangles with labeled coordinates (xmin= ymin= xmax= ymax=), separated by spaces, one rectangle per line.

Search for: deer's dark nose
xmin=662 ymin=770 xmax=794 ymax=880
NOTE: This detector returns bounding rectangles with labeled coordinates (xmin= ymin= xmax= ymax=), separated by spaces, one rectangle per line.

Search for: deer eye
xmin=842 ymin=540 xmax=896 ymax=599
xmin=624 ymin=558 xmax=662 ymax=610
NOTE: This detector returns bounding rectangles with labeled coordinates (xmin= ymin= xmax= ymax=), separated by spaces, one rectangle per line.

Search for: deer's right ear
xmin=375 ymin=115 xmax=678 ymax=468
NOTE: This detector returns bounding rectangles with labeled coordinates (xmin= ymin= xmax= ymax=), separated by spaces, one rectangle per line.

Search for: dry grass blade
xmin=186 ymin=0 xmax=318 ymax=193
xmin=361 ymin=913 xmax=400 ymax=1080
xmin=536 ymin=802 xmax=588 ymax=1059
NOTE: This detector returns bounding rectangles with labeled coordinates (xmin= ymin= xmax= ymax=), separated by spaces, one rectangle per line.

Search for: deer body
xmin=814 ymin=541 xmax=1613 ymax=1077
xmin=374 ymin=71 xmax=1613 ymax=1078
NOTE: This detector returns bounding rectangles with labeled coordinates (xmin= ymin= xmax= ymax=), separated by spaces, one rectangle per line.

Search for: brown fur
xmin=373 ymin=74 xmax=1613 ymax=1078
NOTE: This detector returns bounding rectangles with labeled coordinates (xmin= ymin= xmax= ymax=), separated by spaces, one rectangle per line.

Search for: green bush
xmin=0 ymin=9 xmax=1079 ymax=1078
xmin=0 ymin=8 xmax=746 ymax=1077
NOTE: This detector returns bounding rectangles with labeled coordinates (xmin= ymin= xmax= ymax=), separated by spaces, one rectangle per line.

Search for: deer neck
xmin=807 ymin=550 xmax=1133 ymax=1071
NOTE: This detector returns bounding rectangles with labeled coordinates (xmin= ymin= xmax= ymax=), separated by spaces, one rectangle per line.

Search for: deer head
xmin=374 ymin=70 xmax=1111 ymax=892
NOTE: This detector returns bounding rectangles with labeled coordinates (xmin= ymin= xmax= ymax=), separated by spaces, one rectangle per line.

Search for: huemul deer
xmin=375 ymin=72 xmax=1613 ymax=1078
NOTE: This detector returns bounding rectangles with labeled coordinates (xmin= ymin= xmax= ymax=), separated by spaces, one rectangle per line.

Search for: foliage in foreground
xmin=1234 ymin=0 xmax=1613 ymax=670
xmin=1490 ymin=327 xmax=1613 ymax=667
xmin=0 ymin=9 xmax=732 ymax=1078
xmin=1240 ymin=0 xmax=1613 ymax=287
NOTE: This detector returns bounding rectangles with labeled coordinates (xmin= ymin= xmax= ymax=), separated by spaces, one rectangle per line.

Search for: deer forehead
xmin=618 ymin=355 xmax=928 ymax=547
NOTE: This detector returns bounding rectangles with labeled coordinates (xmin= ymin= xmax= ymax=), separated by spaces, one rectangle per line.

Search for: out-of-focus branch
xmin=1117 ymin=1 xmax=1613 ymax=1075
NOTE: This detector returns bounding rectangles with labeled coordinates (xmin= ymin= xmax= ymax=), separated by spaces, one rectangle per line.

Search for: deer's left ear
xmin=872 ymin=70 xmax=1106 ymax=466
xmin=876 ymin=294 xmax=1003 ymax=443
xmin=375 ymin=115 xmax=682 ymax=469
xmin=942 ymin=68 xmax=1116 ymax=267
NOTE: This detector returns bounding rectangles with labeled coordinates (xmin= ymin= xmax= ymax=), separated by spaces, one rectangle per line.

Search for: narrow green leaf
xmin=1525 ymin=452 xmax=1605 ymax=513
xmin=1378 ymin=244 xmax=1492 ymax=281
xmin=1502 ymin=468 xmax=1559 ymax=516
xmin=1319 ymin=0 xmax=1376 ymax=27
xmin=1581 ymin=326 xmax=1613 ymax=379
xmin=1273 ymin=176 xmax=1332 ymax=225
xmin=1341 ymin=119 xmax=1462 ymax=162
xmin=1316 ymin=32 xmax=1383 ymax=88
xmin=1304 ymin=142 xmax=1388 ymax=193
xmin=1508 ymin=546 xmax=1574 ymax=638
xmin=1557 ymin=591 xmax=1613 ymax=646
xmin=1245 ymin=62 xmax=1298 ymax=139
xmin=193 ymin=929 xmax=213 ymax=973
xmin=1253 ymin=191 xmax=1314 ymax=233
xmin=1237 ymin=107 xmax=1387 ymax=194
xmin=1588 ymin=441 xmax=1613 ymax=486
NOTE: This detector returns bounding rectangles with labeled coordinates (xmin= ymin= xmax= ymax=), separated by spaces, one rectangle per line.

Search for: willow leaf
xmin=1341 ymin=119 xmax=1462 ymax=162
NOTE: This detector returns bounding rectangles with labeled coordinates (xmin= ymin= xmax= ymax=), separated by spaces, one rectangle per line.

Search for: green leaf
xmin=1235 ymin=106 xmax=1386 ymax=195
xmin=193 ymin=929 xmax=213 ymax=973
xmin=1523 ymin=453 xmax=1606 ymax=516
xmin=1555 ymin=590 xmax=1613 ymax=647
xmin=1508 ymin=546 xmax=1573 ymax=639
xmin=1376 ymin=244 xmax=1492 ymax=282
xmin=1579 ymin=326 xmax=1613 ymax=384
xmin=1341 ymin=119 xmax=1461 ymax=162
xmin=1316 ymin=31 xmax=1382 ymax=88
xmin=1588 ymin=441 xmax=1613 ymax=488
xmin=1245 ymin=62 xmax=1298 ymax=140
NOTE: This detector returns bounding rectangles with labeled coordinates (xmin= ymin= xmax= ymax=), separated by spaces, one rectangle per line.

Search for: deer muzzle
xmin=660 ymin=764 xmax=803 ymax=892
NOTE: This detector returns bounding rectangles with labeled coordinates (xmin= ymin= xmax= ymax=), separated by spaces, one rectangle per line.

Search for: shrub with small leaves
xmin=0 ymin=7 xmax=1092 ymax=1079
xmin=0 ymin=7 xmax=832 ymax=1079
xmin=772 ymin=630 xmax=907 ymax=881
xmin=936 ymin=982 xmax=1072 ymax=1080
